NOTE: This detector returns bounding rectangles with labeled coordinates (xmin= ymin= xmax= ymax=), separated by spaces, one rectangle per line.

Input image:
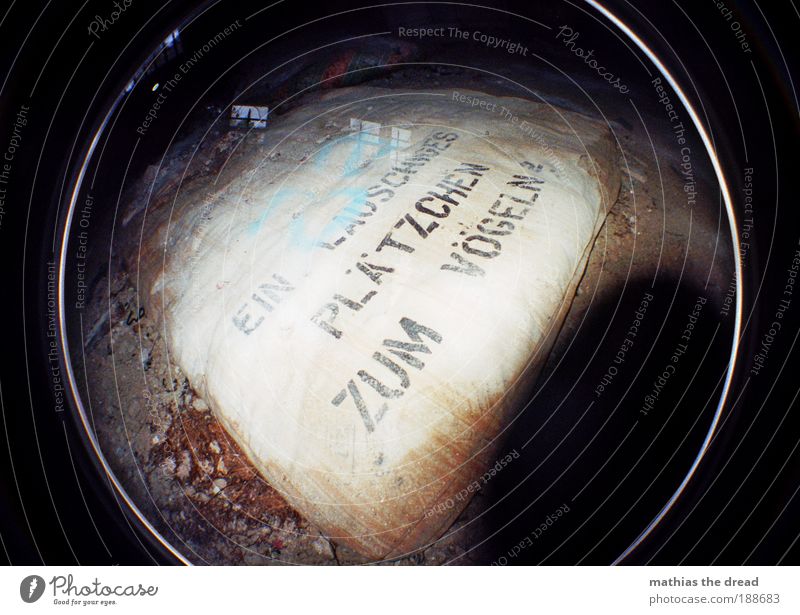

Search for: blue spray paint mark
xmin=320 ymin=186 xmax=369 ymax=237
xmin=312 ymin=133 xmax=351 ymax=169
xmin=248 ymin=128 xmax=406 ymax=248
xmin=315 ymin=129 xmax=403 ymax=176
xmin=248 ymin=186 xmax=315 ymax=235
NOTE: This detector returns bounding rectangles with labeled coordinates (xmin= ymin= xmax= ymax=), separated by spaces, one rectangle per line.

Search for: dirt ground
xmin=77 ymin=56 xmax=732 ymax=564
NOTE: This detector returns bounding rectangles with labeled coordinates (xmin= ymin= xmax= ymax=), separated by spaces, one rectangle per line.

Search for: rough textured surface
xmin=128 ymin=87 xmax=620 ymax=559
xmin=79 ymin=61 xmax=731 ymax=565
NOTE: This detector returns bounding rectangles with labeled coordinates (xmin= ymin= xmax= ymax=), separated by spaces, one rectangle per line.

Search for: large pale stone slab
xmin=135 ymin=88 xmax=620 ymax=559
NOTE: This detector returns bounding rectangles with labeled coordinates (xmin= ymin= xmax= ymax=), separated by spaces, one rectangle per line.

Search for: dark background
xmin=0 ymin=0 xmax=798 ymax=565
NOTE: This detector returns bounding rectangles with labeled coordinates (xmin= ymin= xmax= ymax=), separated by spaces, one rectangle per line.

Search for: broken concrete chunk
xmin=135 ymin=87 xmax=620 ymax=559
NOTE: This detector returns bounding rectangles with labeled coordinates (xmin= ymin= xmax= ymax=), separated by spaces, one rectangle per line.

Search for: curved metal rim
xmin=56 ymin=0 xmax=743 ymax=566
xmin=57 ymin=86 xmax=192 ymax=566
xmin=585 ymin=0 xmax=743 ymax=563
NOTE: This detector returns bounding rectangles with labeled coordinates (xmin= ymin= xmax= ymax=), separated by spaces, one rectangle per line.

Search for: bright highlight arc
xmin=583 ymin=0 xmax=744 ymax=564
xmin=55 ymin=0 xmax=743 ymax=565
